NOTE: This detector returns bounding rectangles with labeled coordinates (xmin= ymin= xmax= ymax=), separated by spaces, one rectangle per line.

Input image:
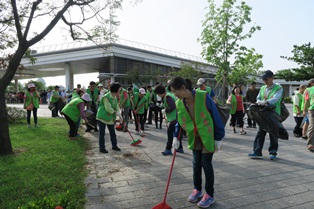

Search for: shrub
xmin=283 ymin=97 xmax=292 ymax=104
xmin=6 ymin=106 xmax=26 ymax=123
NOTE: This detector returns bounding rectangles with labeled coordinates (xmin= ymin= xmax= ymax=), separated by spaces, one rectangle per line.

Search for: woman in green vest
xmin=169 ymin=77 xmax=225 ymax=208
xmin=61 ymin=93 xmax=91 ymax=140
xmin=24 ymin=83 xmax=40 ymax=128
xmin=96 ymin=83 xmax=122 ymax=153
xmin=226 ymin=85 xmax=246 ymax=135
xmin=131 ymin=88 xmax=147 ymax=135
xmin=155 ymin=85 xmax=184 ymax=155
xmin=119 ymin=87 xmax=131 ymax=132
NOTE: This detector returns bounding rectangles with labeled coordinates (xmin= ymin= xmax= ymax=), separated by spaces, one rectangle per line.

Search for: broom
xmin=120 ymin=114 xmax=142 ymax=146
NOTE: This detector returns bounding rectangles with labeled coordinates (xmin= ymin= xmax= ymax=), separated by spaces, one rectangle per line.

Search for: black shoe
xmin=159 ymin=126 xmax=162 ymax=129
xmin=247 ymin=125 xmax=252 ymax=128
xmin=94 ymin=128 xmax=98 ymax=132
xmin=85 ymin=129 xmax=92 ymax=132
xmin=112 ymin=147 xmax=121 ymax=151
xmin=147 ymin=122 xmax=152 ymax=125
xmin=100 ymin=149 xmax=108 ymax=153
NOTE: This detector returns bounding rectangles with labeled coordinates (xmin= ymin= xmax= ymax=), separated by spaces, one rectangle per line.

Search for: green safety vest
xmin=259 ymin=84 xmax=282 ymax=114
xmin=197 ymin=86 xmax=212 ymax=95
xmin=86 ymin=88 xmax=99 ymax=104
xmin=71 ymin=90 xmax=80 ymax=100
xmin=61 ymin=98 xmax=84 ymax=122
xmin=145 ymin=90 xmax=151 ymax=108
xmin=119 ymin=88 xmax=131 ymax=108
xmin=50 ymin=90 xmax=60 ymax=103
xmin=307 ymin=86 xmax=314 ymax=110
xmin=25 ymin=91 xmax=40 ymax=108
xmin=176 ymin=91 xmax=215 ymax=152
xmin=293 ymin=92 xmax=304 ymax=113
xmin=96 ymin=92 xmax=118 ymax=122
xmin=132 ymin=92 xmax=147 ymax=114
xmin=229 ymin=94 xmax=237 ymax=114
xmin=163 ymin=92 xmax=177 ymax=122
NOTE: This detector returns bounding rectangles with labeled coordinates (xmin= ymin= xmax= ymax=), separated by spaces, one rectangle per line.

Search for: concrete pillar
xmin=65 ymin=62 xmax=73 ymax=91
xmin=289 ymin=84 xmax=292 ymax=97
xmin=14 ymin=79 xmax=19 ymax=92
xmin=111 ymin=76 xmax=115 ymax=84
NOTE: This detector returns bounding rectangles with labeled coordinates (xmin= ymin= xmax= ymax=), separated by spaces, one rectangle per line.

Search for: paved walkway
xmin=8 ymin=103 xmax=314 ymax=209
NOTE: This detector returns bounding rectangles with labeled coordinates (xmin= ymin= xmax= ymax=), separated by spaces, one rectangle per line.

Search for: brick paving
xmin=8 ymin=103 xmax=314 ymax=208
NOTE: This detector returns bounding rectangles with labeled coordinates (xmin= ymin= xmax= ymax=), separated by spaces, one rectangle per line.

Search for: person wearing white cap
xmin=131 ymin=87 xmax=147 ymax=135
xmin=61 ymin=93 xmax=91 ymax=140
xmin=196 ymin=78 xmax=218 ymax=103
xmin=24 ymin=83 xmax=40 ymax=128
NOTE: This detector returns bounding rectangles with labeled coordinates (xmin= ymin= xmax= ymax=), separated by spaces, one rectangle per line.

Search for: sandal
xmin=240 ymin=130 xmax=247 ymax=135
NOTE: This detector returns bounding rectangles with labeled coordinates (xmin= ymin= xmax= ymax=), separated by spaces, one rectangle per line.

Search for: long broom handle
xmin=162 ymin=128 xmax=182 ymax=203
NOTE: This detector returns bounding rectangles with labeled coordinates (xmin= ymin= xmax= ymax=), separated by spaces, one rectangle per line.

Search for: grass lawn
xmin=0 ymin=118 xmax=88 ymax=209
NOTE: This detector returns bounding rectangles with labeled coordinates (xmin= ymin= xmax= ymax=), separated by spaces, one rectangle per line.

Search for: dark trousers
xmin=247 ymin=117 xmax=256 ymax=127
xmin=52 ymin=102 xmax=59 ymax=117
xmin=293 ymin=117 xmax=303 ymax=136
xmin=154 ymin=105 xmax=163 ymax=128
xmin=27 ymin=108 xmax=38 ymax=124
xmin=193 ymin=150 xmax=214 ymax=197
xmin=148 ymin=105 xmax=154 ymax=124
xmin=230 ymin=111 xmax=244 ymax=128
xmin=98 ymin=121 xmax=117 ymax=150
xmin=253 ymin=128 xmax=278 ymax=156
xmin=166 ymin=122 xmax=183 ymax=150
xmin=134 ymin=113 xmax=145 ymax=131
xmin=64 ymin=114 xmax=78 ymax=137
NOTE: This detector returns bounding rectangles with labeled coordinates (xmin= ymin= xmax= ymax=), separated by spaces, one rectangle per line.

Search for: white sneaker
xmin=134 ymin=131 xmax=139 ymax=135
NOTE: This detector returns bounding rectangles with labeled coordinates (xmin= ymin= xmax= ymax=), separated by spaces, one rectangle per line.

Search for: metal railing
xmin=1 ymin=38 xmax=206 ymax=63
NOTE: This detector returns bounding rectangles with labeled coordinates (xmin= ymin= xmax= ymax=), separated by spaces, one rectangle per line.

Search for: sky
xmin=19 ymin=0 xmax=314 ymax=87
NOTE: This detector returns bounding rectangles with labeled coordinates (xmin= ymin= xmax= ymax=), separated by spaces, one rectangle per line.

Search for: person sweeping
xmin=169 ymin=77 xmax=225 ymax=208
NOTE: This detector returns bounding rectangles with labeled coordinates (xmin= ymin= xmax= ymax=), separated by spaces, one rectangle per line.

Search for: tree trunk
xmin=0 ymin=47 xmax=27 ymax=156
xmin=0 ymin=90 xmax=13 ymax=155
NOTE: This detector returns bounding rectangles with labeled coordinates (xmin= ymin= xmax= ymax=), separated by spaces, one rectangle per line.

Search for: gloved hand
xmin=257 ymin=100 xmax=267 ymax=106
xmin=161 ymin=109 xmax=166 ymax=116
xmin=172 ymin=137 xmax=179 ymax=150
xmin=215 ymin=140 xmax=222 ymax=152
xmin=116 ymin=112 xmax=123 ymax=121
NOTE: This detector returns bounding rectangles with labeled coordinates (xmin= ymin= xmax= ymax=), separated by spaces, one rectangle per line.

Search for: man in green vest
xmin=196 ymin=78 xmax=218 ymax=103
xmin=248 ymin=70 xmax=283 ymax=160
xmin=146 ymin=85 xmax=154 ymax=124
xmin=131 ymin=88 xmax=147 ymax=135
xmin=86 ymin=81 xmax=99 ymax=132
xmin=293 ymin=84 xmax=306 ymax=137
xmin=303 ymin=78 xmax=314 ymax=151
xmin=50 ymin=85 xmax=61 ymax=117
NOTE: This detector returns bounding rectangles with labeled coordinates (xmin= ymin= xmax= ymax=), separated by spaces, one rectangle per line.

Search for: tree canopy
xmin=276 ymin=42 xmax=314 ymax=81
xmin=199 ymin=0 xmax=262 ymax=99
xmin=0 ymin=0 xmax=130 ymax=155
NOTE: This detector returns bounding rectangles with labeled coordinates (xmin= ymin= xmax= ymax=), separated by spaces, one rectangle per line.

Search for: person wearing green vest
xmin=61 ymin=93 xmax=91 ymax=140
xmin=131 ymin=88 xmax=147 ymax=135
xmin=86 ymin=81 xmax=99 ymax=132
xmin=23 ymin=83 xmax=40 ymax=128
xmin=119 ymin=87 xmax=131 ymax=132
xmin=169 ymin=77 xmax=225 ymax=208
xmin=155 ymin=85 xmax=184 ymax=155
xmin=96 ymin=83 xmax=122 ymax=154
xmin=293 ymin=84 xmax=306 ymax=137
xmin=196 ymin=78 xmax=218 ymax=103
xmin=227 ymin=85 xmax=246 ymax=135
xmin=248 ymin=70 xmax=283 ymax=160
xmin=50 ymin=85 xmax=61 ymax=117
xmin=303 ymin=78 xmax=314 ymax=151
xmin=301 ymin=80 xmax=314 ymax=140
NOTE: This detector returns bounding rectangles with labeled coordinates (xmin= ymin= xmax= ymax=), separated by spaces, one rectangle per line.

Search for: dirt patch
xmin=123 ymin=153 xmax=134 ymax=158
xmin=107 ymin=167 xmax=121 ymax=174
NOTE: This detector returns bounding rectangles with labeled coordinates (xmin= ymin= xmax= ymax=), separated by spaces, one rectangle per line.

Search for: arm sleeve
xmin=210 ymin=89 xmax=215 ymax=98
xmin=165 ymin=96 xmax=176 ymax=113
xmin=78 ymin=103 xmax=87 ymax=120
xmin=267 ymin=88 xmax=283 ymax=105
xmin=206 ymin=94 xmax=225 ymax=141
xmin=104 ymin=97 xmax=116 ymax=114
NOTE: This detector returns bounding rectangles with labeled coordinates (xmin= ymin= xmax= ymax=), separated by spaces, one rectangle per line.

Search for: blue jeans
xmin=192 ymin=150 xmax=214 ymax=197
xmin=98 ymin=121 xmax=117 ymax=150
xmin=253 ymin=127 xmax=278 ymax=156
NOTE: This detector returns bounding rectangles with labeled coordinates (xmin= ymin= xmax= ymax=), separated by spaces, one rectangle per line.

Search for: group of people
xmin=22 ymin=69 xmax=314 ymax=208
